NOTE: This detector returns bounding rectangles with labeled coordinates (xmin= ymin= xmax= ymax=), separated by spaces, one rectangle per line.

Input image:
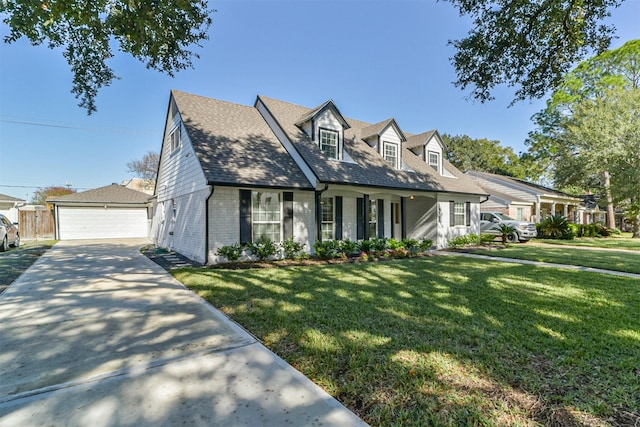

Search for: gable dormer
xmin=360 ymin=119 xmax=406 ymax=170
xmin=405 ymin=130 xmax=447 ymax=175
xmin=295 ymin=100 xmax=350 ymax=160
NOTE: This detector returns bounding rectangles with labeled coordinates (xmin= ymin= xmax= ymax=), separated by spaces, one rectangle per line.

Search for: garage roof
xmin=47 ymin=184 xmax=151 ymax=205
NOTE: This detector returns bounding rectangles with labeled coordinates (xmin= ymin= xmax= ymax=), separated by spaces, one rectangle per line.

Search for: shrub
xmin=314 ymin=240 xmax=342 ymax=260
xmin=339 ymin=239 xmax=360 ymax=257
xmin=419 ymin=238 xmax=434 ymax=251
xmin=246 ymin=238 xmax=279 ymax=260
xmin=216 ymin=243 xmax=243 ymax=261
xmin=387 ymin=238 xmax=404 ymax=250
xmin=540 ymin=215 xmax=572 ymax=239
xmin=280 ymin=238 xmax=305 ymax=259
xmin=358 ymin=239 xmax=374 ymax=254
xmin=480 ymin=233 xmax=497 ymax=244
xmin=402 ymin=238 xmax=420 ymax=254
xmin=370 ymin=237 xmax=388 ymax=254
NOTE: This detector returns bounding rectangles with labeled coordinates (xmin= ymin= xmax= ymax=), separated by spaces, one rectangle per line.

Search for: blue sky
xmin=1 ymin=0 xmax=639 ymax=202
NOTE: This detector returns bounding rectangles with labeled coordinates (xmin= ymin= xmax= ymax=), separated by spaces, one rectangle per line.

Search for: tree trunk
xmin=633 ymin=214 xmax=640 ymax=238
xmin=603 ymin=171 xmax=616 ymax=229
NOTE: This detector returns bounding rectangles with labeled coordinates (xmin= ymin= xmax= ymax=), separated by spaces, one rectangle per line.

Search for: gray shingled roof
xmin=467 ymin=171 xmax=580 ymax=199
xmin=404 ymin=130 xmax=437 ymax=149
xmin=47 ymin=184 xmax=151 ymax=204
xmin=259 ymin=96 xmax=487 ymax=195
xmin=360 ymin=118 xmax=406 ymax=141
xmin=172 ymin=90 xmax=313 ymax=189
xmin=0 ymin=193 xmax=25 ymax=203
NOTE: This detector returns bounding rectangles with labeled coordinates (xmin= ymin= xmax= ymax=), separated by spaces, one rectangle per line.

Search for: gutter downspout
xmin=480 ymin=195 xmax=490 ymax=204
xmin=204 ymin=184 xmax=214 ymax=265
xmin=315 ymin=183 xmax=330 ymax=243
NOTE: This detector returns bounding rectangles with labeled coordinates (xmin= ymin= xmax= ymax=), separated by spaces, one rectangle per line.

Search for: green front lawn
xmin=175 ymin=257 xmax=640 ymax=426
xmin=534 ymin=233 xmax=640 ymax=251
xmin=472 ymin=245 xmax=640 ymax=275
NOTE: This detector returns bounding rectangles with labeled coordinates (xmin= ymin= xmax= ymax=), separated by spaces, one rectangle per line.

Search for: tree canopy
xmin=526 ymin=40 xmax=640 ymax=235
xmin=31 ymin=186 xmax=76 ymax=205
xmin=127 ymin=150 xmax=159 ymax=182
xmin=1 ymin=0 xmax=212 ymax=114
xmin=441 ymin=133 xmax=540 ymax=180
xmin=446 ymin=0 xmax=624 ymax=103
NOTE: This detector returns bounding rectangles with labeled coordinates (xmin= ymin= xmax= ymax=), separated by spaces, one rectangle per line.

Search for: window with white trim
xmin=516 ymin=208 xmax=524 ymax=221
xmin=368 ymin=199 xmax=377 ymax=237
xmin=170 ymin=125 xmax=181 ymax=152
xmin=252 ymin=192 xmax=281 ymax=242
xmin=454 ymin=202 xmax=466 ymax=226
xmin=321 ymin=197 xmax=334 ymax=240
xmin=428 ymin=151 xmax=439 ymax=172
xmin=383 ymin=142 xmax=398 ymax=169
xmin=320 ymin=129 xmax=339 ymax=160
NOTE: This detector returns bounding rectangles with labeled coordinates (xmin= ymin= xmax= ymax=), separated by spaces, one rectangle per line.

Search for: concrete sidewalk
xmin=435 ymin=250 xmax=640 ymax=279
xmin=0 ymin=239 xmax=367 ymax=426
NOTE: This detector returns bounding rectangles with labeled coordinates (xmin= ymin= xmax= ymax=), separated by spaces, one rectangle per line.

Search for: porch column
xmin=535 ymin=199 xmax=541 ymax=223
xmin=400 ymin=197 xmax=407 ymax=239
xmin=563 ymin=204 xmax=568 ymax=218
xmin=551 ymin=202 xmax=556 ymax=216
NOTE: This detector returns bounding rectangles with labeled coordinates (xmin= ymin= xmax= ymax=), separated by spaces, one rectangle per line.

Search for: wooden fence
xmin=19 ymin=208 xmax=55 ymax=240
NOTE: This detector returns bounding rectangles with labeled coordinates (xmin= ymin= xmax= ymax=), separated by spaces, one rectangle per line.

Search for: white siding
xmin=155 ymin=117 xmax=208 ymax=203
xmin=152 ymin=108 xmax=209 ymax=261
xmin=379 ymin=126 xmax=402 ymax=159
xmin=425 ymin=136 xmax=443 ymax=175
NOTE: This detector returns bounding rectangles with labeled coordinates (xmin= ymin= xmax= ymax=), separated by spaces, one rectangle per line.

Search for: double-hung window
xmin=320 ymin=129 xmax=338 ymax=160
xmin=170 ymin=125 xmax=181 ymax=152
xmin=383 ymin=142 xmax=398 ymax=169
xmin=453 ymin=202 xmax=466 ymax=226
xmin=252 ymin=192 xmax=281 ymax=242
xmin=321 ymin=197 xmax=334 ymax=240
xmin=428 ymin=151 xmax=439 ymax=172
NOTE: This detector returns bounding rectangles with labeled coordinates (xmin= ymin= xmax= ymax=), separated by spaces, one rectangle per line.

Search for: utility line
xmin=0 ymin=118 xmax=156 ymax=136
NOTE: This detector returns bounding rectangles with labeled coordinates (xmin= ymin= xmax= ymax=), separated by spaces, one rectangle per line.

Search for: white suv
xmin=0 ymin=214 xmax=20 ymax=252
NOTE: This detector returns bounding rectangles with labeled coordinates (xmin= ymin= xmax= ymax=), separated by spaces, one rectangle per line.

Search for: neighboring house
xmin=0 ymin=193 xmax=25 ymax=223
xmin=122 ymin=178 xmax=155 ymax=195
xmin=48 ymin=184 xmax=152 ymax=240
xmin=152 ymin=90 xmax=488 ymax=264
xmin=467 ymin=171 xmax=588 ymax=223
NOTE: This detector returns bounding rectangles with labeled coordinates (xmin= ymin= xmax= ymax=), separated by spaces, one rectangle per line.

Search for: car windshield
xmin=495 ymin=213 xmax=513 ymax=220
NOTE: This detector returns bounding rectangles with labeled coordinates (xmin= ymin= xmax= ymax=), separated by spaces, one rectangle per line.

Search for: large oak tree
xmin=527 ymin=40 xmax=640 ymax=234
xmin=1 ymin=0 xmax=212 ymax=114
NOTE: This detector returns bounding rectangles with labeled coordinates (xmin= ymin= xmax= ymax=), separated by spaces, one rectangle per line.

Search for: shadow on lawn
xmin=178 ymin=257 xmax=640 ymax=426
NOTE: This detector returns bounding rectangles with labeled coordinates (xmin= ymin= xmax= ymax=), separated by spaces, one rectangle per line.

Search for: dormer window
xmin=320 ymin=128 xmax=339 ymax=160
xmin=428 ymin=151 xmax=439 ymax=172
xmin=383 ymin=142 xmax=398 ymax=169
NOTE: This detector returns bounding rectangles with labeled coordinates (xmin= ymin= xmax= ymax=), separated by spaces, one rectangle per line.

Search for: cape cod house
xmin=151 ymin=90 xmax=488 ymax=264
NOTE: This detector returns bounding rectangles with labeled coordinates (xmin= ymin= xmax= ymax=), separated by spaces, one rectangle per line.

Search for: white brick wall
xmin=207 ymin=187 xmax=316 ymax=263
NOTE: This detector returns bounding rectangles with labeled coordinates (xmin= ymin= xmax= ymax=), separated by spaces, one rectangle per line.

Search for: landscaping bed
xmin=0 ymin=240 xmax=57 ymax=294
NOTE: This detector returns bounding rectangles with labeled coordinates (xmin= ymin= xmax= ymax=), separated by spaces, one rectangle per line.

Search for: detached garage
xmin=48 ymin=184 xmax=152 ymax=240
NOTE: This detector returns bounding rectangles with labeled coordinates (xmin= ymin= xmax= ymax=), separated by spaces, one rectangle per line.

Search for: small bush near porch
xmin=175 ymin=257 xmax=640 ymax=426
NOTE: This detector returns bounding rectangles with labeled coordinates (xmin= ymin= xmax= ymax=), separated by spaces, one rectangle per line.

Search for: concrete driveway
xmin=0 ymin=239 xmax=367 ymax=426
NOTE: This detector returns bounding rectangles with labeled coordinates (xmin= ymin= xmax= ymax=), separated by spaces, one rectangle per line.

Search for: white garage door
xmin=58 ymin=207 xmax=149 ymax=240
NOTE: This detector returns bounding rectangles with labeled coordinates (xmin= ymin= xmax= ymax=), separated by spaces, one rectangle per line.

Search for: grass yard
xmin=534 ymin=233 xmax=640 ymax=251
xmin=0 ymin=240 xmax=57 ymax=293
xmin=471 ymin=245 xmax=640 ymax=275
xmin=175 ymin=257 xmax=640 ymax=426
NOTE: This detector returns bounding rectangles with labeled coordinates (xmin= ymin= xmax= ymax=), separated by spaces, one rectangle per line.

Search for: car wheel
xmin=507 ymin=232 xmax=519 ymax=243
xmin=0 ymin=236 xmax=7 ymax=252
xmin=12 ymin=233 xmax=20 ymax=248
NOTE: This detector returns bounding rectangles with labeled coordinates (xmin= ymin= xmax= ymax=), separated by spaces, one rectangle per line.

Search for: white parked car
xmin=0 ymin=213 xmax=20 ymax=252
xmin=480 ymin=212 xmax=537 ymax=243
